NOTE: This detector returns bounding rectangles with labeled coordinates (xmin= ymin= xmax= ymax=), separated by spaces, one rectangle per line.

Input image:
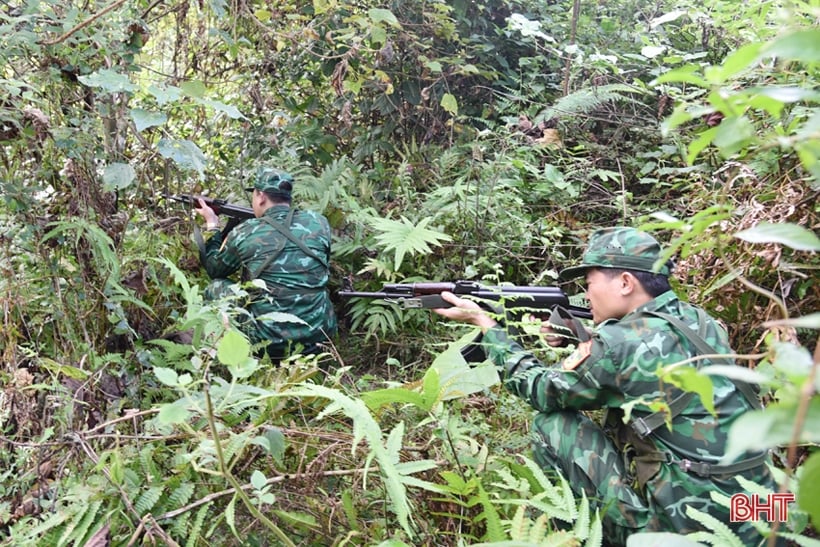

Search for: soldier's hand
xmin=540 ymin=322 xmax=569 ymax=347
xmin=194 ymin=198 xmax=219 ymax=228
xmin=432 ymin=291 xmax=497 ymax=331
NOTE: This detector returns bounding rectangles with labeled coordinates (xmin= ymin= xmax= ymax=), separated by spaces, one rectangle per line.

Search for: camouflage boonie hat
xmin=246 ymin=167 xmax=294 ymax=199
xmin=558 ymin=227 xmax=671 ymax=281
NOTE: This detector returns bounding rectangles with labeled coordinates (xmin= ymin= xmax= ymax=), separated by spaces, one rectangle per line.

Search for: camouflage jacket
xmin=202 ymin=204 xmax=337 ymax=348
xmin=483 ymin=290 xmax=756 ymax=464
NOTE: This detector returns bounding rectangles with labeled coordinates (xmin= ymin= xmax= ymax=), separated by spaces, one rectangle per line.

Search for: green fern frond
xmin=286 ymin=383 xmax=417 ymax=537
xmin=69 ymin=501 xmax=106 ymax=547
xmin=572 ymin=492 xmax=590 ymax=541
xmin=135 ymin=486 xmax=164 ymax=516
xmin=585 ymin=509 xmax=603 ymax=547
xmin=685 ymin=506 xmax=745 ymax=547
xmin=537 ymin=83 xmax=648 ymax=122
xmin=168 ymin=482 xmax=196 ymax=510
xmin=184 ymin=503 xmax=212 ymax=547
xmin=529 ymin=513 xmax=549 ymax=543
xmin=476 ymin=482 xmax=505 ymax=542
xmin=509 ymin=505 xmax=529 ymax=541
xmin=369 ymin=215 xmax=453 ymax=270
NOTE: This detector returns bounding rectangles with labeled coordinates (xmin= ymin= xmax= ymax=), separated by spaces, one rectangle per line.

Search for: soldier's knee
xmin=204 ymin=278 xmax=236 ymax=301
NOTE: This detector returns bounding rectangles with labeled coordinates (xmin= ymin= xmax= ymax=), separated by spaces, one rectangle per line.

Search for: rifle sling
xmin=629 ymin=309 xmax=761 ymax=440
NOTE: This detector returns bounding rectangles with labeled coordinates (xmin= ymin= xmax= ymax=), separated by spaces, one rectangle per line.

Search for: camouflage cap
xmin=558 ymin=227 xmax=671 ymax=281
xmin=246 ymin=167 xmax=294 ymax=199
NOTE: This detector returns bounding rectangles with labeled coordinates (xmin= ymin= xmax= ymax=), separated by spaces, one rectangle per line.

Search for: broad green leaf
xmin=195 ymin=98 xmax=245 ymax=120
xmin=627 ymin=531 xmax=705 ymax=546
xmin=130 ymin=108 xmax=167 ymax=132
xmin=723 ymin=399 xmax=820 ymax=462
xmin=271 ymin=509 xmax=319 ymax=529
xmin=421 ymin=366 xmax=440 ymax=411
xmin=368 ymin=8 xmax=400 ymax=27
xmin=77 ymin=70 xmax=138 ymax=93
xmin=360 ymin=386 xmax=427 ymax=411
xmin=157 ymin=139 xmax=208 ymax=175
xmin=147 ymin=84 xmax=182 ymax=106
xmin=798 ymin=452 xmax=820 ymax=529
xmin=649 ymin=10 xmax=687 ymax=28
xmin=431 ymin=329 xmax=499 ymax=400
xmin=157 ymin=399 xmax=192 ymax=425
xmin=735 ymin=222 xmax=820 ymax=251
xmin=180 ymin=80 xmax=207 ymax=98
xmin=250 ymin=470 xmax=267 ymax=490
xmin=712 ymin=116 xmax=755 ymax=157
xmin=762 ymin=29 xmax=820 ymax=63
xmin=102 ymin=162 xmax=136 ymax=191
xmin=441 ymin=93 xmax=458 ymax=115
xmin=709 ymin=42 xmax=764 ymax=84
xmin=369 ymin=215 xmax=452 ymax=270
xmin=154 ymin=366 xmax=179 ymax=387
xmin=700 ymin=365 xmax=770 ymax=386
xmin=662 ymin=366 xmax=715 ymax=416
xmin=263 ymin=427 xmax=286 ymax=463
xmin=370 ymin=25 xmax=387 ymax=46
xmin=653 ymin=65 xmax=709 ymax=88
xmin=686 ymin=126 xmax=718 ymax=165
xmin=255 ymin=311 xmax=308 ymax=325
xmin=217 ymin=329 xmax=250 ymax=367
xmin=38 ymin=357 xmax=90 ymax=380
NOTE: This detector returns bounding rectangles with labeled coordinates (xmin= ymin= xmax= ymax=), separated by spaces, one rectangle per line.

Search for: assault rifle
xmin=164 ymin=194 xmax=254 ymax=222
xmin=338 ymin=280 xmax=592 ymax=319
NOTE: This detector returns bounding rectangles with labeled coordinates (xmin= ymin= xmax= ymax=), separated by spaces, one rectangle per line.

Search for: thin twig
xmin=39 ymin=0 xmax=129 ymax=46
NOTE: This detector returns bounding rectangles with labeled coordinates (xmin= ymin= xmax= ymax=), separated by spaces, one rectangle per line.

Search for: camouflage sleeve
xmin=202 ymin=229 xmax=242 ymax=279
xmin=483 ymin=326 xmax=624 ymax=412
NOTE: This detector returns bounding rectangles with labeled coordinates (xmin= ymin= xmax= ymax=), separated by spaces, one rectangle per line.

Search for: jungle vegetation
xmin=0 ymin=0 xmax=818 ymax=545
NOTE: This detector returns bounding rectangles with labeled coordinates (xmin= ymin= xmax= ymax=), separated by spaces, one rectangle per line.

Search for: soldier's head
xmin=247 ymin=167 xmax=294 ymax=216
xmin=559 ymin=227 xmax=673 ymax=323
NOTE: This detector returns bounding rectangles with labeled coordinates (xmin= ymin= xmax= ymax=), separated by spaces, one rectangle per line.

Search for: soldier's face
xmin=584 ymin=269 xmax=629 ymax=323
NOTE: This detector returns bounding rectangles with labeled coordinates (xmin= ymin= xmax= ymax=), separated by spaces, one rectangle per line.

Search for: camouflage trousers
xmin=530 ymin=410 xmax=765 ymax=546
xmin=204 ymin=279 xmax=321 ymax=362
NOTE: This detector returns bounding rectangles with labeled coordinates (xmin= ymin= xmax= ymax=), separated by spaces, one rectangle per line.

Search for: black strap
xmin=629 ymin=309 xmax=762 ymax=439
xmin=670 ymin=451 xmax=769 ymax=477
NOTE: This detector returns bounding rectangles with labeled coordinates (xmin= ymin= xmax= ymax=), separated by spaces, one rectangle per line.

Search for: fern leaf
xmin=135 ymin=486 xmax=164 ymax=516
xmin=184 ymin=503 xmax=212 ymax=547
xmin=369 ymin=215 xmax=452 ymax=270
xmin=572 ymin=492 xmax=590 ymax=541
xmin=225 ymin=494 xmax=238 ymax=538
xmin=509 ymin=505 xmax=529 ymax=541
xmin=476 ymin=483 xmax=505 ymax=542
xmin=585 ymin=509 xmax=603 ymax=547
xmin=287 ymin=383 xmax=416 ymax=536
xmin=685 ymin=506 xmax=745 ymax=547
xmin=57 ymin=499 xmax=98 ymax=547
xmin=529 ymin=513 xmax=549 ymax=543
xmin=70 ymin=501 xmax=105 ymax=547
xmin=168 ymin=482 xmax=196 ymax=509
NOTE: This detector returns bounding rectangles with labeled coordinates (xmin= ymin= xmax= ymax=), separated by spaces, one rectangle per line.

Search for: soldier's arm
xmin=483 ymin=327 xmax=623 ymax=412
xmin=202 ymin=229 xmax=242 ymax=279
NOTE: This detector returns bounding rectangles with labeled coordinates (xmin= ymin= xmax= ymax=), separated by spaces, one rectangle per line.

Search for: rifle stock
xmin=339 ymin=280 xmax=591 ymax=319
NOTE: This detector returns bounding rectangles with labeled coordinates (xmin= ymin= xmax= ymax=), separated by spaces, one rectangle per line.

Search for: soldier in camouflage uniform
xmin=195 ymin=167 xmax=337 ymax=361
xmin=434 ymin=227 xmax=777 ymax=546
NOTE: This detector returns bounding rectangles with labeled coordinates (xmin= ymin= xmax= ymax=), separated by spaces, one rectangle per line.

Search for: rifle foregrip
xmin=419 ymin=294 xmax=452 ymax=308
